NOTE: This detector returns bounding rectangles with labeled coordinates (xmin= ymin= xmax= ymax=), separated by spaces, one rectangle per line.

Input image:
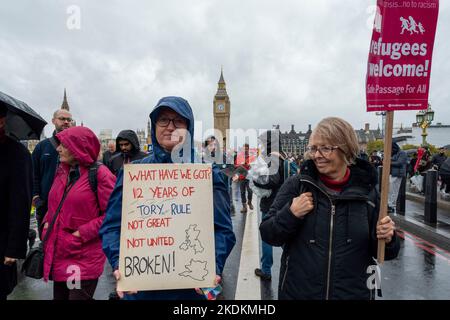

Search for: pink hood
xmin=56 ymin=126 xmax=100 ymax=167
xmin=42 ymin=126 xmax=116 ymax=282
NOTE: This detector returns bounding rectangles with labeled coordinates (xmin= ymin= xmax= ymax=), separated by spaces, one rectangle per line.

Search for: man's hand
xmin=377 ymin=216 xmax=395 ymax=244
xmin=289 ymin=192 xmax=314 ymax=218
xmin=4 ymin=257 xmax=17 ymax=266
xmin=114 ymin=270 xmax=137 ymax=299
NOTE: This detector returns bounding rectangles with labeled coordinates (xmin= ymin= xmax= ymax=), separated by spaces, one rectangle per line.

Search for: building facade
xmin=273 ymin=124 xmax=312 ymax=157
xmin=213 ymin=69 xmax=231 ymax=150
xmin=98 ymin=129 xmax=113 ymax=154
xmin=136 ymin=128 xmax=147 ymax=152
xmin=354 ymin=123 xmax=383 ymax=151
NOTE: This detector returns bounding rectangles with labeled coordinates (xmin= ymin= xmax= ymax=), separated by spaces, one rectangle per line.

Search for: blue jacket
xmin=390 ymin=143 xmax=408 ymax=177
xmin=99 ymin=97 xmax=236 ymax=300
xmin=31 ymin=132 xmax=58 ymax=202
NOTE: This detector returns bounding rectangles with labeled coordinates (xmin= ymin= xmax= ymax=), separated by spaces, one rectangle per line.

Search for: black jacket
xmin=260 ymin=159 xmax=400 ymax=300
xmin=102 ymin=150 xmax=118 ymax=167
xmin=432 ymin=153 xmax=447 ymax=170
xmin=31 ymin=131 xmax=58 ymax=202
xmin=0 ymin=136 xmax=32 ymax=295
xmin=439 ymin=158 xmax=450 ymax=176
xmin=109 ymin=130 xmax=146 ymax=175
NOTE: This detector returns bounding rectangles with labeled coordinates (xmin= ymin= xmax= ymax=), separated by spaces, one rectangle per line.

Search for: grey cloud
xmin=0 ymin=0 xmax=448 ymax=139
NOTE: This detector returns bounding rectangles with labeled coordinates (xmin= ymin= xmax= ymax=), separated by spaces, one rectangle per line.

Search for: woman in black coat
xmin=0 ymin=106 xmax=32 ymax=300
xmin=260 ymin=117 xmax=400 ymax=300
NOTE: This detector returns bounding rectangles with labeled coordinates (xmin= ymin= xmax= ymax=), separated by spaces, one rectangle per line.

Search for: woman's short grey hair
xmin=311 ymin=117 xmax=359 ymax=165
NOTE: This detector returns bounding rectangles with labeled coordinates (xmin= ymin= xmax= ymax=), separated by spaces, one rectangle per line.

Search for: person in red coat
xmin=42 ymin=126 xmax=116 ymax=300
xmin=233 ymin=143 xmax=254 ymax=213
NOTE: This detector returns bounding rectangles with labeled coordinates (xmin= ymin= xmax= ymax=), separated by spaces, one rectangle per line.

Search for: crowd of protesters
xmin=5 ymin=93 xmax=450 ymax=301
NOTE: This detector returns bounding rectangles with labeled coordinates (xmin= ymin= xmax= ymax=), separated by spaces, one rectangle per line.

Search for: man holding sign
xmin=100 ymin=96 xmax=236 ymax=300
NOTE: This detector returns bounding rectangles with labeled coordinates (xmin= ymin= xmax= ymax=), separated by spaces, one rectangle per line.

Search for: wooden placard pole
xmin=377 ymin=110 xmax=394 ymax=264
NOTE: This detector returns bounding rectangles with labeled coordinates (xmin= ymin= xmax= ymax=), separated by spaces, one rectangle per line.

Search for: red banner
xmin=366 ymin=0 xmax=439 ymax=112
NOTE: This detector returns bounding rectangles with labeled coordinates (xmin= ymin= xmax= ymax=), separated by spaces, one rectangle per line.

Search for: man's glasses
xmin=306 ymin=145 xmax=340 ymax=157
xmin=57 ymin=117 xmax=73 ymax=122
xmin=156 ymin=117 xmax=187 ymax=128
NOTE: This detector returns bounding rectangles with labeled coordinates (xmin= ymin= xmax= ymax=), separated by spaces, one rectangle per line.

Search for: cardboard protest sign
xmin=366 ymin=0 xmax=439 ymax=112
xmin=117 ymin=163 xmax=216 ymax=292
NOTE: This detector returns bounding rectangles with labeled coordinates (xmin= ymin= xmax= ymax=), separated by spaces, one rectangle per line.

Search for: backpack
xmin=88 ymin=161 xmax=103 ymax=213
xmin=283 ymin=159 xmax=299 ymax=181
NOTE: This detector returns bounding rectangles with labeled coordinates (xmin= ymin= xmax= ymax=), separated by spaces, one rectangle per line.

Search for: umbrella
xmin=0 ymin=90 xmax=47 ymax=140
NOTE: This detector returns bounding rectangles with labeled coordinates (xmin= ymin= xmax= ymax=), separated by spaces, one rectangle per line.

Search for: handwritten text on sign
xmin=118 ymin=164 xmax=215 ymax=292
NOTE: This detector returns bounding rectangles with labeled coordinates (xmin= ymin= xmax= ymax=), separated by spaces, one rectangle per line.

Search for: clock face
xmin=217 ymin=104 xmax=225 ymax=111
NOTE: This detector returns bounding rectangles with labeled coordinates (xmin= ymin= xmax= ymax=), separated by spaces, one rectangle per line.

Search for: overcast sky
xmin=1 ymin=0 xmax=449 ymax=140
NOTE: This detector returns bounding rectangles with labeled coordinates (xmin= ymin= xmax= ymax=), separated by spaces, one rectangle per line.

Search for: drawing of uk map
xmin=178 ymin=259 xmax=209 ymax=281
xmin=179 ymin=224 xmax=204 ymax=254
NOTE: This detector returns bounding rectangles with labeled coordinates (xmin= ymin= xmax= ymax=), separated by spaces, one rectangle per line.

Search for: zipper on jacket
xmin=325 ymin=204 xmax=336 ymax=300
xmin=280 ymin=256 xmax=290 ymax=292
xmin=299 ymin=178 xmax=336 ymax=300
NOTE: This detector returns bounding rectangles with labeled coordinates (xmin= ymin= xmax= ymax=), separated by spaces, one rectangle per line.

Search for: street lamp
xmin=416 ymin=103 xmax=434 ymax=146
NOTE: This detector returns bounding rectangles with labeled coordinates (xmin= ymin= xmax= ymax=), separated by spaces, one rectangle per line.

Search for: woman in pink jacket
xmin=42 ymin=126 xmax=116 ymax=300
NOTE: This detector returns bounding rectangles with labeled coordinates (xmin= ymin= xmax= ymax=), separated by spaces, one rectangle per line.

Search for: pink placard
xmin=366 ymin=0 xmax=439 ymax=112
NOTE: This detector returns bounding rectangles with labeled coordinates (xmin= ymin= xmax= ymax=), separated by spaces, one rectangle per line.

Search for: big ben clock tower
xmin=213 ymin=69 xmax=230 ymax=149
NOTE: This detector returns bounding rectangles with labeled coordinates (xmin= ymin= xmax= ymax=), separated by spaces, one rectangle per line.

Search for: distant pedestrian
xmin=358 ymin=150 xmax=369 ymax=161
xmin=439 ymin=157 xmax=450 ymax=196
xmin=369 ymin=150 xmax=382 ymax=168
xmin=42 ymin=126 xmax=116 ymax=300
xmin=108 ymin=130 xmax=147 ymax=176
xmin=203 ymin=136 xmax=235 ymax=214
xmin=260 ymin=117 xmax=399 ymax=300
xmin=251 ymin=130 xmax=286 ymax=281
xmin=0 ymin=104 xmax=32 ymax=300
xmin=432 ymin=147 xmax=447 ymax=191
xmin=432 ymin=147 xmax=447 ymax=170
xmin=415 ymin=146 xmax=432 ymax=193
xmin=31 ymin=109 xmax=73 ymax=239
xmin=233 ymin=143 xmax=253 ymax=213
xmin=388 ymin=143 xmax=408 ymax=213
xmin=102 ymin=140 xmax=118 ymax=167
xmin=415 ymin=146 xmax=432 ymax=174
xmin=407 ymin=152 xmax=417 ymax=178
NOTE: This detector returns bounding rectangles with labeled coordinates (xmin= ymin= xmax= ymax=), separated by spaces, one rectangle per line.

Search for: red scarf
xmin=319 ymin=168 xmax=350 ymax=192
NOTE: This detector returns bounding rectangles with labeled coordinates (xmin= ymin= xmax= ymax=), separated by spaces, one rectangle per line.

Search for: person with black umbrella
xmin=31 ymin=109 xmax=73 ymax=239
xmin=0 ymin=104 xmax=33 ymax=300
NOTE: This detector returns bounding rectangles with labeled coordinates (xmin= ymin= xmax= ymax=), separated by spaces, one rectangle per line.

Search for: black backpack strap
xmin=88 ymin=161 xmax=102 ymax=214
xmin=43 ymin=173 xmax=78 ymax=244
xmin=49 ymin=136 xmax=59 ymax=149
